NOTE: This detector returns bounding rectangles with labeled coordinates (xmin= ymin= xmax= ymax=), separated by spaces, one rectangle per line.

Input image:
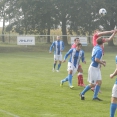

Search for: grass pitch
xmin=0 ymin=48 xmax=116 ymax=117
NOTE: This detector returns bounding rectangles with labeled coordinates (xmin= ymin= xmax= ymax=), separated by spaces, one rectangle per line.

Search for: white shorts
xmin=112 ymin=84 xmax=117 ymax=98
xmin=88 ymin=66 xmax=102 ymax=84
xmin=67 ymin=62 xmax=77 ymax=76
xmin=54 ymin=55 xmax=62 ymax=61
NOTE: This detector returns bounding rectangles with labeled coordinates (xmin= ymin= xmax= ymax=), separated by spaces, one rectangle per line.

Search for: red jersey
xmin=92 ymin=33 xmax=99 ymax=46
xmin=92 ymin=33 xmax=106 ymax=46
xmin=92 ymin=33 xmax=106 ymax=54
xmin=71 ymin=43 xmax=76 ymax=48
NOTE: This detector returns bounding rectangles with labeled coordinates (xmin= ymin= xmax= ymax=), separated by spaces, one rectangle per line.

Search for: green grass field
xmin=0 ymin=45 xmax=116 ymax=117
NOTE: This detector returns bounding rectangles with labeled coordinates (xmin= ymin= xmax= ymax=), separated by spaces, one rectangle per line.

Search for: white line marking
xmin=0 ymin=109 xmax=20 ymax=117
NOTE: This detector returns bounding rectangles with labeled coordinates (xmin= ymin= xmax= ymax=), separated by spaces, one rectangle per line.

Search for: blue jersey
xmin=64 ymin=48 xmax=85 ymax=68
xmin=116 ymin=55 xmax=117 ymax=64
xmin=91 ymin=45 xmax=103 ymax=68
xmin=49 ymin=40 xmax=64 ymax=55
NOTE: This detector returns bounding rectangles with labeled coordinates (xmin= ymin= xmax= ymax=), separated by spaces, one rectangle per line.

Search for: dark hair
xmin=76 ymin=43 xmax=82 ymax=47
xmin=74 ymin=38 xmax=79 ymax=41
xmin=96 ymin=37 xmax=103 ymax=45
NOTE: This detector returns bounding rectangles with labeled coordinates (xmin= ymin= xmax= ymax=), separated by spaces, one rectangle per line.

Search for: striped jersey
xmin=64 ymin=48 xmax=85 ymax=68
xmin=49 ymin=40 xmax=64 ymax=55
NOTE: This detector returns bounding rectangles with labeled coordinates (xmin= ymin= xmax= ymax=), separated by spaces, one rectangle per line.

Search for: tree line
xmin=0 ymin=0 xmax=117 ymax=45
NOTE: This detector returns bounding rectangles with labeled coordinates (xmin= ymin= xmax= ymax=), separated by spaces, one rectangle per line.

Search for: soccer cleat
xmin=79 ymin=94 xmax=85 ymax=100
xmin=69 ymin=86 xmax=74 ymax=89
xmin=92 ymin=97 xmax=103 ymax=101
xmin=60 ymin=81 xmax=63 ymax=87
xmin=56 ymin=70 xmax=59 ymax=72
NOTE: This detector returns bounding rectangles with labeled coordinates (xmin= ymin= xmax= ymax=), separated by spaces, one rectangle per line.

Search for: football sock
xmin=78 ymin=73 xmax=84 ymax=85
xmin=54 ymin=63 xmax=56 ymax=69
xmin=81 ymin=85 xmax=91 ymax=95
xmin=68 ymin=74 xmax=72 ymax=86
xmin=77 ymin=76 xmax=80 ymax=85
xmin=61 ymin=76 xmax=68 ymax=83
xmin=110 ymin=103 xmax=117 ymax=117
xmin=79 ymin=75 xmax=83 ymax=84
xmin=57 ymin=63 xmax=61 ymax=70
xmin=80 ymin=75 xmax=83 ymax=84
xmin=93 ymin=85 xmax=100 ymax=98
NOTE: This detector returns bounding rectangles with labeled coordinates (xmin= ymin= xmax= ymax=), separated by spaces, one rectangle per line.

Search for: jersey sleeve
xmin=49 ymin=42 xmax=55 ymax=51
xmin=81 ymin=50 xmax=85 ymax=62
xmin=62 ymin=41 xmax=65 ymax=51
xmin=95 ymin=49 xmax=102 ymax=59
xmin=64 ymin=49 xmax=73 ymax=60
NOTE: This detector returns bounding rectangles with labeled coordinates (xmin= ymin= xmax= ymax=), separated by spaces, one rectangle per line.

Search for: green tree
xmin=0 ymin=0 xmax=8 ymax=42
xmin=53 ymin=0 xmax=78 ymax=44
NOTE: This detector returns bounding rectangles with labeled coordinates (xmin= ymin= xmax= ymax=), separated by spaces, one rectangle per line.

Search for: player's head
xmin=97 ymin=37 xmax=103 ymax=45
xmin=57 ymin=36 xmax=60 ymax=40
xmin=76 ymin=43 xmax=82 ymax=50
xmin=94 ymin=29 xmax=100 ymax=34
xmin=94 ymin=28 xmax=104 ymax=34
xmin=74 ymin=38 xmax=80 ymax=44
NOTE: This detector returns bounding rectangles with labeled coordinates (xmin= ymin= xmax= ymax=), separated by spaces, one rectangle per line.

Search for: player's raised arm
xmin=97 ymin=30 xmax=114 ymax=37
xmin=104 ymin=30 xmax=117 ymax=42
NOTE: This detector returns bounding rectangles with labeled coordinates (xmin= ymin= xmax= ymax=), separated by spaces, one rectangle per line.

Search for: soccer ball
xmin=99 ymin=8 xmax=107 ymax=16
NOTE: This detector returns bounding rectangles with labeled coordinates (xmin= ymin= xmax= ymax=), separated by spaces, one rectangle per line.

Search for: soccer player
xmin=71 ymin=38 xmax=86 ymax=87
xmin=60 ymin=43 xmax=85 ymax=89
xmin=91 ymin=29 xmax=117 ymax=92
xmin=71 ymin=38 xmax=80 ymax=48
xmin=49 ymin=36 xmax=64 ymax=72
xmin=110 ymin=55 xmax=117 ymax=117
xmin=80 ymin=37 xmax=106 ymax=101
xmin=92 ymin=29 xmax=116 ymax=53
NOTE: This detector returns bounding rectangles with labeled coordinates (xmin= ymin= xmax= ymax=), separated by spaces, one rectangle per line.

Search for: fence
xmin=0 ymin=34 xmax=117 ymax=45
